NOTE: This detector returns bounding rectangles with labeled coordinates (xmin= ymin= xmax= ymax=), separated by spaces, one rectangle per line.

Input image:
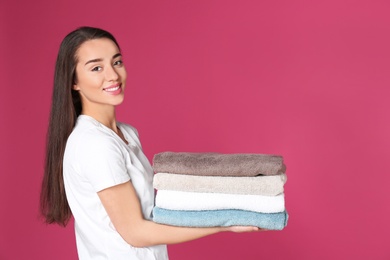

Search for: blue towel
xmin=152 ymin=207 xmax=288 ymax=230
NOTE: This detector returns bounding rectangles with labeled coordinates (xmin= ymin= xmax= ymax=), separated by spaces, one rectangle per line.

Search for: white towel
xmin=155 ymin=190 xmax=285 ymax=213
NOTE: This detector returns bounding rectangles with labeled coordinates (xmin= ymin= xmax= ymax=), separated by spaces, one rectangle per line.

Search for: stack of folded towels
xmin=152 ymin=152 xmax=288 ymax=230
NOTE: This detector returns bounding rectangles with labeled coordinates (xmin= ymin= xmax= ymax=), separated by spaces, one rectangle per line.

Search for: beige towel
xmin=153 ymin=173 xmax=287 ymax=196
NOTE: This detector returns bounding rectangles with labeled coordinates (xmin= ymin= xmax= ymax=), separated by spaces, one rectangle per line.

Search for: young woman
xmin=40 ymin=26 xmax=260 ymax=260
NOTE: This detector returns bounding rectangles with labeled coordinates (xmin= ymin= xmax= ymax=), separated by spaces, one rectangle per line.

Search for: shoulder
xmin=67 ymin=116 xmax=123 ymax=155
xmin=117 ymin=122 xmax=143 ymax=148
xmin=70 ymin=120 xmax=109 ymax=143
xmin=118 ymin=122 xmax=139 ymax=137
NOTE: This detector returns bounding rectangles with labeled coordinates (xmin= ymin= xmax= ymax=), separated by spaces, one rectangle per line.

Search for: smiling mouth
xmin=103 ymin=84 xmax=121 ymax=92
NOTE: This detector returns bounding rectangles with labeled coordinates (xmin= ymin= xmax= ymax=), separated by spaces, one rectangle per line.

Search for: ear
xmin=73 ymin=84 xmax=80 ymax=91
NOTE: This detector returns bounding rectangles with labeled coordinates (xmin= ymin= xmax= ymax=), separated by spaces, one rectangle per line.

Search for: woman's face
xmin=73 ymin=38 xmax=127 ymax=112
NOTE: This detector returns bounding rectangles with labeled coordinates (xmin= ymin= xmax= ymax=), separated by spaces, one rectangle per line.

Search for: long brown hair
xmin=40 ymin=26 xmax=121 ymax=226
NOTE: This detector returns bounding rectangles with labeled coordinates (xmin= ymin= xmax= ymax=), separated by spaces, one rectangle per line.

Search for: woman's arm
xmin=98 ymin=181 xmax=260 ymax=248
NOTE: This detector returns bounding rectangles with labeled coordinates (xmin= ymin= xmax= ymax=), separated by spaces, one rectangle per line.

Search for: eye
xmin=91 ymin=66 xmax=102 ymax=72
xmin=114 ymin=60 xmax=123 ymax=66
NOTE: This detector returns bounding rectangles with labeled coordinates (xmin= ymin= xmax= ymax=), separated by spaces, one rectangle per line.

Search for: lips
xmin=104 ymin=83 xmax=121 ymax=92
xmin=103 ymin=83 xmax=123 ymax=95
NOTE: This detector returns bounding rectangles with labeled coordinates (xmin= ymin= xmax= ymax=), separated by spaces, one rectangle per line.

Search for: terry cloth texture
xmin=152 ymin=152 xmax=286 ymax=176
xmin=153 ymin=173 xmax=286 ymax=196
xmin=155 ymin=190 xmax=285 ymax=213
xmin=152 ymin=207 xmax=288 ymax=230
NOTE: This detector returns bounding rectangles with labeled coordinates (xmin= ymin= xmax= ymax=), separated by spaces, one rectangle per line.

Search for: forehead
xmin=76 ymin=38 xmax=120 ymax=62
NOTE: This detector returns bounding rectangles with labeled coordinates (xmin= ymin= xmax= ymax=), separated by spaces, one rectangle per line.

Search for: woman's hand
xmin=225 ymin=226 xmax=266 ymax=233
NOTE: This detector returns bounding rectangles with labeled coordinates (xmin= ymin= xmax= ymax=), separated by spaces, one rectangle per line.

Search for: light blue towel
xmin=152 ymin=207 xmax=288 ymax=230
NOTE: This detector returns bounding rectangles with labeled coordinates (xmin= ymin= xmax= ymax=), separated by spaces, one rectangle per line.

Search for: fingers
xmin=229 ymin=226 xmax=266 ymax=233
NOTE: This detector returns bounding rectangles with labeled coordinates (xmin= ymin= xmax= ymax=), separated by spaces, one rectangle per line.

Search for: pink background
xmin=1 ymin=0 xmax=389 ymax=259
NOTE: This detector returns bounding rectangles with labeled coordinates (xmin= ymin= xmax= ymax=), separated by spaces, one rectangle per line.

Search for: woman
xmin=40 ymin=26 xmax=260 ymax=260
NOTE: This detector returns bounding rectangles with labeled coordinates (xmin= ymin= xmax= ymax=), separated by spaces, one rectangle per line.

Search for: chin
xmin=113 ymin=96 xmax=125 ymax=106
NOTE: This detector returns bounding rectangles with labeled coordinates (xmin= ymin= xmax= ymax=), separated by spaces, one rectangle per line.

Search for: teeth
xmin=104 ymin=86 xmax=120 ymax=92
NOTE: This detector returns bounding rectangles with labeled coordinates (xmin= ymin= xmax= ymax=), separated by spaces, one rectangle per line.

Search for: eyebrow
xmin=84 ymin=53 xmax=122 ymax=66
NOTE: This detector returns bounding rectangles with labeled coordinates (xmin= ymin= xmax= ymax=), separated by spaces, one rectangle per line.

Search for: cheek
xmin=78 ymin=74 xmax=102 ymax=90
xmin=120 ymin=68 xmax=127 ymax=81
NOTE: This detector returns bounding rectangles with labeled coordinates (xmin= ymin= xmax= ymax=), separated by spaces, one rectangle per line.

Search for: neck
xmin=81 ymin=105 xmax=118 ymax=132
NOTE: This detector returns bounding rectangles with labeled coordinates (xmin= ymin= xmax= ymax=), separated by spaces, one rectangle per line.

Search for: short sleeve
xmin=75 ymin=129 xmax=131 ymax=192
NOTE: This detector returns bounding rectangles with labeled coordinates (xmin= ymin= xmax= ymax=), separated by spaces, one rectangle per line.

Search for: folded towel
xmin=152 ymin=207 xmax=288 ymax=230
xmin=152 ymin=152 xmax=286 ymax=176
xmin=153 ymin=173 xmax=286 ymax=196
xmin=155 ymin=190 xmax=285 ymax=213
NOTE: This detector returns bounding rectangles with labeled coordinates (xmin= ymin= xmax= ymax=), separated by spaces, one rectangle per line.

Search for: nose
xmin=105 ymin=65 xmax=119 ymax=81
